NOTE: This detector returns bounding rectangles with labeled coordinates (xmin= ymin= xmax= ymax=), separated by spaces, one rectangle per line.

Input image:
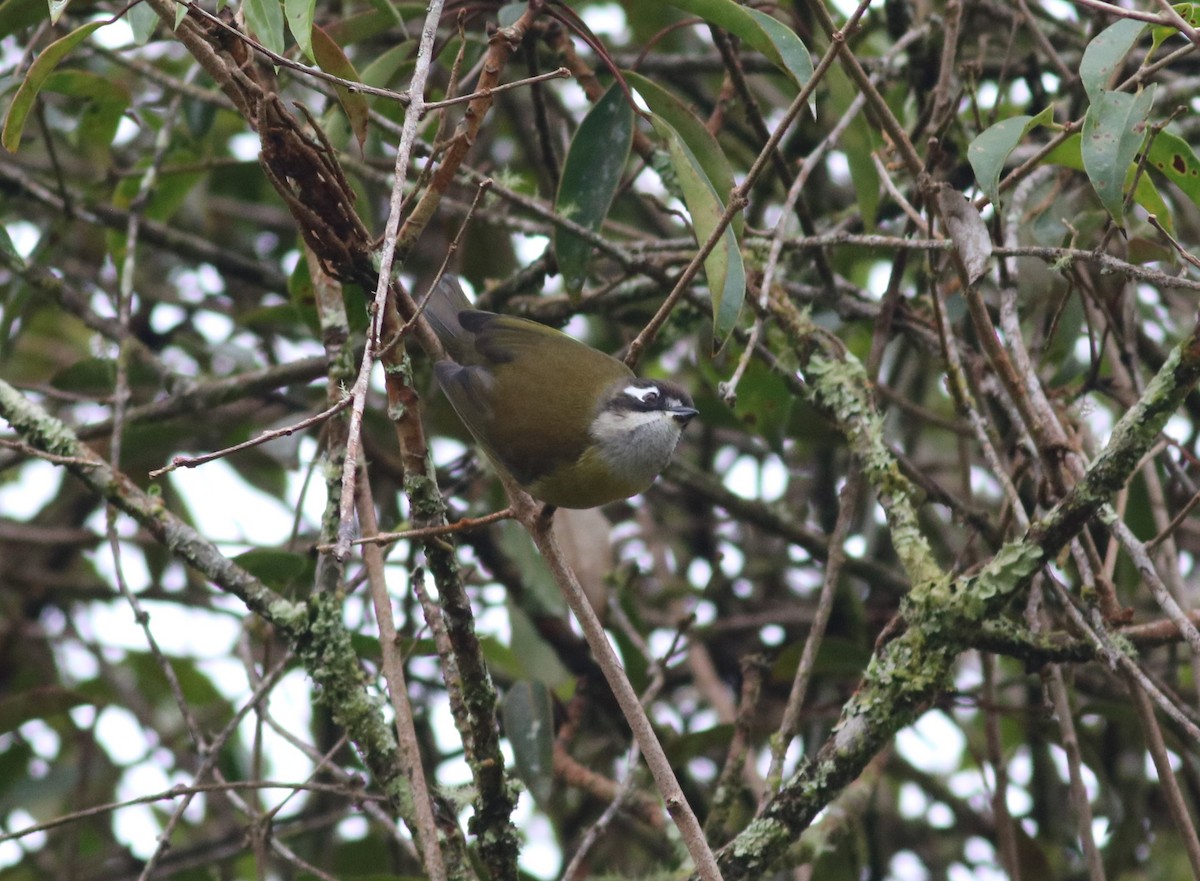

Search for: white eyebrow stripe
xmin=623 ymin=384 xmax=657 ymax=402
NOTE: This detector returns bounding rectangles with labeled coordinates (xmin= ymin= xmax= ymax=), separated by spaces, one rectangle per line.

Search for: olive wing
xmin=435 ymin=311 xmax=633 ymax=488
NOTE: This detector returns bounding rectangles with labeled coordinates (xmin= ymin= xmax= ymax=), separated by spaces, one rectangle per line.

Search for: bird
xmin=423 ymin=277 xmax=698 ymax=509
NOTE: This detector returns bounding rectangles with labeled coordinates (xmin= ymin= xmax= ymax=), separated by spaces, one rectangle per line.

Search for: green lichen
xmin=910 ymin=541 xmax=1044 ymax=627
xmin=265 ymin=597 xmax=308 ymax=630
xmin=806 ymin=353 xmax=944 ymax=591
xmin=730 ymin=816 xmax=788 ymax=862
xmin=965 ymin=542 xmax=1043 ymax=605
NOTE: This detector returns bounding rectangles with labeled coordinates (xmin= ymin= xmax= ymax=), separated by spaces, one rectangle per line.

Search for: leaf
xmin=107 ymin=158 xmax=205 ymax=262
xmin=732 ymin=358 xmax=793 ymax=452
xmin=311 ymin=25 xmax=369 ymax=149
xmin=1044 ymin=132 xmax=1172 ymax=231
xmin=50 ymin=357 xmax=116 ymax=396
xmin=0 ymin=224 xmax=21 ymax=265
xmin=1081 ymin=85 xmax=1156 ymax=222
xmin=1079 ymin=17 xmax=1146 ymax=103
xmin=184 ymin=95 xmax=217 ymax=137
xmin=321 ymin=6 xmax=425 ymax=46
xmin=112 ymin=159 xmax=204 ymax=222
xmin=936 ymin=185 xmax=991 ymax=284
xmin=359 ymin=42 xmax=414 ymax=91
xmin=243 ymin=0 xmax=285 ymax=58
xmin=126 ymin=1 xmax=159 ymax=44
xmin=967 ymin=106 xmax=1054 ymax=209
xmin=43 ymin=69 xmax=130 ymax=159
xmin=0 ymin=0 xmax=47 ymax=38
xmin=2 ymin=19 xmax=106 ymax=152
xmin=1145 ymin=128 xmax=1200 ymax=208
xmin=285 ymin=0 xmax=315 ymax=58
xmin=826 ymin=66 xmax=879 ymax=229
xmin=625 ymin=70 xmax=740 ymax=237
xmin=502 ymin=681 xmax=555 ymax=804
xmin=497 ymin=1 xmax=525 ymax=28
xmin=649 ymin=115 xmax=745 ymax=347
xmin=667 ymin=0 xmax=813 ymax=92
xmin=745 ymin=6 xmax=815 ymax=99
xmin=553 ymin=83 xmax=633 ymax=294
xmin=233 ymin=548 xmax=313 ymax=591
xmin=1150 ymin=3 xmax=1200 ymax=58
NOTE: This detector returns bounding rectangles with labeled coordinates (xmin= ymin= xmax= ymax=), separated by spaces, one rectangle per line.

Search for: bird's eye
xmin=643 ymin=390 xmax=660 ymax=404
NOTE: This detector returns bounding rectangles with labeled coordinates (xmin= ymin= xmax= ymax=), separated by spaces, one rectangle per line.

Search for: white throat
xmin=589 ymin=408 xmax=686 ymax=486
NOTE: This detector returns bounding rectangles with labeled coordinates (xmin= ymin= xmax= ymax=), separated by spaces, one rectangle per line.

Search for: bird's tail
xmin=421 ymin=275 xmax=474 ymax=359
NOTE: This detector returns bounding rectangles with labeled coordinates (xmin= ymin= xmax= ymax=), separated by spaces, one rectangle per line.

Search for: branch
xmin=519 ymin=495 xmax=725 ymax=881
xmin=0 ymin=379 xmax=419 ymax=838
xmin=711 ymin=310 xmax=1200 ymax=877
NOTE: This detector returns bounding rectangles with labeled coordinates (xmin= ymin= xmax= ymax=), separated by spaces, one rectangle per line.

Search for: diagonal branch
xmin=711 ymin=304 xmax=1200 ymax=878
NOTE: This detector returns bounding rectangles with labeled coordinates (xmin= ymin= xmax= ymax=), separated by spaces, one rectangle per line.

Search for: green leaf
xmin=667 ymin=0 xmax=813 ymax=92
xmin=112 ymin=159 xmax=204 ymax=223
xmin=2 ymin=19 xmax=106 ymax=152
xmin=0 ymin=0 xmax=47 ymax=40
xmin=1145 ymin=128 xmax=1200 ymax=208
xmin=967 ymin=106 xmax=1054 ymax=209
xmin=43 ymin=69 xmax=130 ymax=159
xmin=321 ymin=5 xmax=424 ymax=45
xmin=649 ymin=115 xmax=745 ymax=347
xmin=311 ymin=25 xmax=369 ymax=149
xmin=126 ymin=1 xmax=159 ymax=44
xmin=233 ymin=548 xmax=314 ymax=591
xmin=1150 ymin=3 xmax=1200 ymax=58
xmin=1081 ymin=86 xmax=1156 ymax=222
xmin=1079 ymin=17 xmax=1146 ymax=103
xmin=625 ymin=70 xmax=741 ymax=237
xmin=502 ymin=681 xmax=555 ymax=804
xmin=243 ymin=0 xmax=285 ymax=58
xmin=359 ymin=42 xmax=414 ymax=90
xmin=497 ymin=1 xmax=525 ymax=28
xmin=745 ymin=7 xmax=814 ymax=97
xmin=50 ymin=357 xmax=116 ymax=396
xmin=732 ymin=358 xmax=794 ymax=452
xmin=184 ymin=95 xmax=217 ymax=137
xmin=1045 ymin=131 xmax=1172 ymax=233
xmin=554 ymin=83 xmax=633 ymax=294
xmin=285 ymin=0 xmax=315 ymax=58
xmin=827 ymin=66 xmax=879 ymax=229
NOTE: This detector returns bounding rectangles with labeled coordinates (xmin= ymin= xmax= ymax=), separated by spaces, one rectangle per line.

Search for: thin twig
xmin=333 ymin=0 xmax=445 ymax=560
xmin=332 ymin=508 xmax=515 ymax=549
xmin=150 ymin=398 xmax=351 ymax=478
xmin=523 ymin=498 xmax=725 ymax=881
xmin=624 ymin=0 xmax=872 ymax=368
xmin=356 ymin=480 xmax=447 ymax=881
xmin=0 ymin=776 xmax=380 ymax=844
xmin=179 ymin=0 xmax=414 ymax=104
xmin=0 ymin=438 xmax=102 ymax=467
xmin=1043 ymin=663 xmax=1107 ymax=881
xmin=764 ymin=469 xmax=863 ymax=795
xmin=422 ymin=67 xmax=571 ymax=111
xmin=1125 ymin=676 xmax=1200 ymax=877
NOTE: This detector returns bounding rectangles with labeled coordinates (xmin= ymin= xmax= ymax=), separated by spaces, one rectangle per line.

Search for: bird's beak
xmin=671 ymin=406 xmax=699 ymax=425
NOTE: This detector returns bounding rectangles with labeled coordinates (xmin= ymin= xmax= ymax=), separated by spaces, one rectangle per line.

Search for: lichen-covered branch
xmin=0 ymin=379 xmax=415 ymax=825
xmin=713 ymin=309 xmax=1200 ymax=878
xmin=768 ymin=290 xmax=944 ymax=591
